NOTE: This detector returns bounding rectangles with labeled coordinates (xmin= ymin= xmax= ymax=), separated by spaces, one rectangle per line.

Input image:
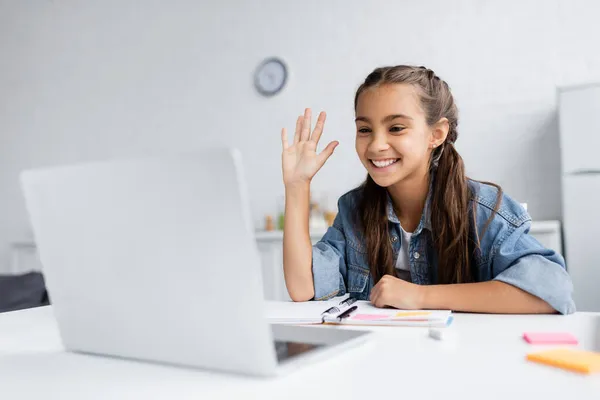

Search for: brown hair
xmin=354 ymin=65 xmax=501 ymax=284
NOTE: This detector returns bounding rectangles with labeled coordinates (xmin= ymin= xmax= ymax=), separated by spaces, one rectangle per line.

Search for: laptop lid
xmin=20 ymin=148 xmax=278 ymax=375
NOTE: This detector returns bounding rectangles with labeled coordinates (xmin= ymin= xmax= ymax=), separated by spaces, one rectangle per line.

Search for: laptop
xmin=19 ymin=148 xmax=370 ymax=377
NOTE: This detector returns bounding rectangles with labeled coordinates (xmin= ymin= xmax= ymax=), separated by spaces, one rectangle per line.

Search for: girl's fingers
xmin=281 ymin=128 xmax=289 ymax=150
xmin=293 ymin=116 xmax=302 ymax=145
xmin=310 ymin=111 xmax=327 ymax=144
xmin=370 ymin=283 xmax=379 ymax=303
xmin=316 ymin=141 xmax=338 ymax=167
xmin=300 ymin=108 xmax=312 ymax=141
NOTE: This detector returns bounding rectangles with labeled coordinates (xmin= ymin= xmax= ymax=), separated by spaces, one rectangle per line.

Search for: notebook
xmin=266 ymin=297 xmax=453 ymax=327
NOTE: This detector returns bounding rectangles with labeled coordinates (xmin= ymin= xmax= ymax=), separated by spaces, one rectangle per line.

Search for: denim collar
xmin=386 ymin=179 xmax=433 ymax=234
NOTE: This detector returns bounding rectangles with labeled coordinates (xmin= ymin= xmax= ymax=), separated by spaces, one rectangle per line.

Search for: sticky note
xmin=394 ymin=311 xmax=431 ymax=317
xmin=527 ymin=349 xmax=600 ymax=374
xmin=352 ymin=314 xmax=389 ymax=321
xmin=523 ymin=332 xmax=578 ymax=345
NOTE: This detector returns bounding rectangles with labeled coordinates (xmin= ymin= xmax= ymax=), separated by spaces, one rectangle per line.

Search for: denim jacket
xmin=311 ymin=180 xmax=576 ymax=315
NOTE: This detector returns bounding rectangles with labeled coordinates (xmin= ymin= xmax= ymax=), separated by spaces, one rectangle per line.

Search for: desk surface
xmin=1 ymin=306 xmax=599 ymax=400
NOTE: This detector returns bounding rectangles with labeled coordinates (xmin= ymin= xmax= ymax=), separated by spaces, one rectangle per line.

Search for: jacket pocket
xmin=347 ymin=264 xmax=370 ymax=300
xmin=346 ymin=241 xmax=368 ymax=268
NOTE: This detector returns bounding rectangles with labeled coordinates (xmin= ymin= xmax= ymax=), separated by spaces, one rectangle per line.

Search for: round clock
xmin=254 ymin=58 xmax=288 ymax=96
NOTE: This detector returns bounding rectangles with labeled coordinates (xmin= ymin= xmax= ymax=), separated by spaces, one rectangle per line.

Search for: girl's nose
xmin=368 ymin=131 xmax=390 ymax=152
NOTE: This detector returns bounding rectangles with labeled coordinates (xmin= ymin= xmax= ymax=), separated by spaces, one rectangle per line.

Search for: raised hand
xmin=281 ymin=108 xmax=339 ymax=187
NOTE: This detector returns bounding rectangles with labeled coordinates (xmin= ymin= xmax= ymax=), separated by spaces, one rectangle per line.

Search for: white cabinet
xmin=256 ymin=231 xmax=324 ymax=301
xmin=558 ymin=84 xmax=600 ymax=312
xmin=558 ymin=84 xmax=600 ymax=174
xmin=562 ymin=175 xmax=600 ymax=311
xmin=528 ymin=221 xmax=563 ymax=256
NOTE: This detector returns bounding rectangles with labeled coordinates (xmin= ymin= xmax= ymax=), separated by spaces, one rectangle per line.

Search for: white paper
xmin=265 ymin=299 xmax=452 ymax=327
xmin=265 ymin=297 xmax=347 ymax=324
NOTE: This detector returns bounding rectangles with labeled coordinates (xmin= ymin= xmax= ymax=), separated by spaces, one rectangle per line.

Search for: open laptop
xmin=19 ymin=148 xmax=370 ymax=377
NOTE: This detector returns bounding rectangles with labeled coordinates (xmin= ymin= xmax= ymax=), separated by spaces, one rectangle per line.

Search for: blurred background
xmin=1 ymin=1 xmax=599 ymax=309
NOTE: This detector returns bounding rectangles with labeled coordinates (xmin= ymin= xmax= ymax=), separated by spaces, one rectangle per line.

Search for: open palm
xmin=281 ymin=108 xmax=339 ymax=186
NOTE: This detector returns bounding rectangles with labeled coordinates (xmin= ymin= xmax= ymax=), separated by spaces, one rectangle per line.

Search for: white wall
xmin=1 ymin=0 xmax=600 ymax=272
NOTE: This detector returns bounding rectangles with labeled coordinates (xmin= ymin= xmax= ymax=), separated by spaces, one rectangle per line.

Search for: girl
xmin=280 ymin=65 xmax=575 ymax=315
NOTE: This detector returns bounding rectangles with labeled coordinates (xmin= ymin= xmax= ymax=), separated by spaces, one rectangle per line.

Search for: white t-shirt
xmin=395 ymin=227 xmax=413 ymax=281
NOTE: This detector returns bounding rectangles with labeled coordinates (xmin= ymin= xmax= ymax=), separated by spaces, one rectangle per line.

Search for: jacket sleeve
xmin=491 ymin=221 xmax=576 ymax=314
xmin=311 ymin=210 xmax=348 ymax=301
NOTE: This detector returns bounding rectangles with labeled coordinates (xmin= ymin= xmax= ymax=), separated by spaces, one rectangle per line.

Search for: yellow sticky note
xmin=394 ymin=311 xmax=431 ymax=317
xmin=527 ymin=348 xmax=600 ymax=374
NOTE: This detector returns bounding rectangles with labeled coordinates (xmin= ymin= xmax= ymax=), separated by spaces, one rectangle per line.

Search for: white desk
xmin=1 ymin=306 xmax=599 ymax=399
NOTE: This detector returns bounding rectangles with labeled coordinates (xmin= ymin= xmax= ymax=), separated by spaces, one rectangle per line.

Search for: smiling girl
xmin=280 ymin=65 xmax=574 ymax=314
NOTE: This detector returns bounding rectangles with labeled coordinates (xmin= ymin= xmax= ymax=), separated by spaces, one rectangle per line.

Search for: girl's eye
xmin=357 ymin=128 xmax=371 ymax=136
xmin=390 ymin=126 xmax=405 ymax=133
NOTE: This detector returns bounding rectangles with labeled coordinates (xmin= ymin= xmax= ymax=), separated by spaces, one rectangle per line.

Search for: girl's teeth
xmin=372 ymin=159 xmax=398 ymax=168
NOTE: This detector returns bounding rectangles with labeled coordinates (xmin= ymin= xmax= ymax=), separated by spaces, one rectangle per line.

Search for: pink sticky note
xmin=523 ymin=332 xmax=578 ymax=345
xmin=352 ymin=314 xmax=389 ymax=321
